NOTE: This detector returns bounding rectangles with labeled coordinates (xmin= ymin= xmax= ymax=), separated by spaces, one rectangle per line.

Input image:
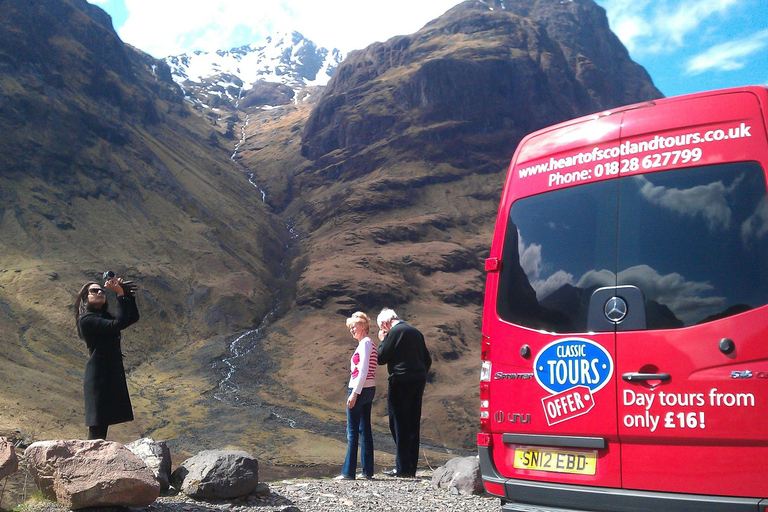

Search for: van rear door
xmin=488 ymin=114 xmax=625 ymax=488
xmin=615 ymin=90 xmax=768 ymax=498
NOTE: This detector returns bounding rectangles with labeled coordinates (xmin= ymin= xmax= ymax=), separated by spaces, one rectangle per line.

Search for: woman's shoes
xmin=334 ymin=473 xmax=373 ymax=480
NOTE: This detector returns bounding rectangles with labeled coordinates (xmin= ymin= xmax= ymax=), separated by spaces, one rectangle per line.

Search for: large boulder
xmin=0 ymin=437 xmax=18 ymax=480
xmin=24 ymin=439 xmax=160 ymax=509
xmin=125 ymin=437 xmax=172 ymax=491
xmin=431 ymin=456 xmax=483 ymax=495
xmin=171 ymin=449 xmax=259 ymax=499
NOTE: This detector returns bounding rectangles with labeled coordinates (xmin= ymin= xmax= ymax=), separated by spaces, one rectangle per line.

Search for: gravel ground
xmin=150 ymin=473 xmax=501 ymax=512
xmin=13 ymin=471 xmax=501 ymax=512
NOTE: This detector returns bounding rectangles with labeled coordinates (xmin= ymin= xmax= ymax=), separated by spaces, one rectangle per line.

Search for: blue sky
xmin=88 ymin=0 xmax=767 ymax=98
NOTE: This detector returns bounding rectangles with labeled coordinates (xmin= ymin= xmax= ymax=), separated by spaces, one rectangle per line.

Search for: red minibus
xmin=479 ymin=86 xmax=768 ymax=512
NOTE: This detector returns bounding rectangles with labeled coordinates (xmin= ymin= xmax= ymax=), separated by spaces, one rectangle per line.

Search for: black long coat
xmin=79 ymin=295 xmax=139 ymax=427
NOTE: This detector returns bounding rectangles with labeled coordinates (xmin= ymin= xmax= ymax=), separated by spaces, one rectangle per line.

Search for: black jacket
xmin=378 ymin=321 xmax=432 ymax=383
xmin=79 ymin=295 xmax=139 ymax=427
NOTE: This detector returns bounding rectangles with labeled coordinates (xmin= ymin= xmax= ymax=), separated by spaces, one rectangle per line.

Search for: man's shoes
xmin=334 ymin=474 xmax=354 ymax=480
xmin=382 ymin=469 xmax=416 ymax=478
xmin=358 ymin=474 xmax=374 ymax=480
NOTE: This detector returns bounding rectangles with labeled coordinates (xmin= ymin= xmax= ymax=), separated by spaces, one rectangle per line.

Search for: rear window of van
xmin=497 ymin=161 xmax=768 ymax=332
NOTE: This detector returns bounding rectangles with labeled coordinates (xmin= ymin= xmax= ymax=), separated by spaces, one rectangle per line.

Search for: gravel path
xmin=12 ymin=471 xmax=501 ymax=512
xmin=149 ymin=473 xmax=501 ymax=512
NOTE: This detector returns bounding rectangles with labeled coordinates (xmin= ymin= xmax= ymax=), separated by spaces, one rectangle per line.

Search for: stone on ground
xmin=431 ymin=456 xmax=483 ymax=495
xmin=126 ymin=437 xmax=172 ymax=491
xmin=171 ymin=449 xmax=259 ymax=499
xmin=24 ymin=439 xmax=160 ymax=509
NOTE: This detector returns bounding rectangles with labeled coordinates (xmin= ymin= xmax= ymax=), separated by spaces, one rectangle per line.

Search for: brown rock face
xmin=241 ymin=81 xmax=296 ymax=108
xmin=24 ymin=440 xmax=160 ymax=509
xmin=301 ymin=0 xmax=660 ymax=165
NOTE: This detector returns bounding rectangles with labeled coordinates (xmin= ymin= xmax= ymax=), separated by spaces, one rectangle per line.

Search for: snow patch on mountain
xmin=164 ymin=31 xmax=343 ymax=109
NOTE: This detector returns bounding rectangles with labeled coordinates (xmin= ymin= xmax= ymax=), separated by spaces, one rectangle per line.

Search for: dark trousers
xmin=87 ymin=425 xmax=108 ymax=440
xmin=387 ymin=378 xmax=426 ymax=475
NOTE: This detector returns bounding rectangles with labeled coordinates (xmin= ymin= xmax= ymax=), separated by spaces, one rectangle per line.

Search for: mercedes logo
xmin=604 ymin=296 xmax=628 ymax=323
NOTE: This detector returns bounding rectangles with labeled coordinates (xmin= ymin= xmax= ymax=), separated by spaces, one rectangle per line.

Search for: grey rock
xmin=431 ymin=456 xmax=483 ymax=495
xmin=125 ymin=437 xmax=172 ymax=491
xmin=171 ymin=449 xmax=259 ymax=499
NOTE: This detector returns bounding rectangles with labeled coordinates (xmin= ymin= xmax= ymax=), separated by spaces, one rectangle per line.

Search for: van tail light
xmin=479 ymin=378 xmax=491 ymax=431
xmin=480 ymin=338 xmax=492 ymax=430
xmin=480 ymin=360 xmax=491 ymax=382
xmin=477 ymin=432 xmax=492 ymax=447
xmin=481 ymin=334 xmax=490 ymax=360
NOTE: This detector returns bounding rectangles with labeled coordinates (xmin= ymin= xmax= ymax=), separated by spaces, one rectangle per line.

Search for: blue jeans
xmin=342 ymin=386 xmax=375 ymax=478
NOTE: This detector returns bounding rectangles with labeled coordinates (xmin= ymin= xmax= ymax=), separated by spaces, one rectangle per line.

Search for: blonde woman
xmin=338 ymin=311 xmax=377 ymax=479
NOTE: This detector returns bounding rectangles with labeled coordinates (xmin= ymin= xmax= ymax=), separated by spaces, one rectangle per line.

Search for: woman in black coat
xmin=74 ymin=275 xmax=139 ymax=440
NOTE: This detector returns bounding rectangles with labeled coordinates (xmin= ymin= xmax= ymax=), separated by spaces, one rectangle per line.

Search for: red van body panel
xmin=480 ymin=87 xmax=768 ymax=512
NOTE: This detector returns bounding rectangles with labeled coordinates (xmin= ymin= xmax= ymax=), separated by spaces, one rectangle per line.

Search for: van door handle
xmin=622 ymin=372 xmax=671 ymax=382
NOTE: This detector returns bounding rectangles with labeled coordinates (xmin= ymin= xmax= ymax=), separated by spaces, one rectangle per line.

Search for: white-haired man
xmin=376 ymin=308 xmax=432 ymax=478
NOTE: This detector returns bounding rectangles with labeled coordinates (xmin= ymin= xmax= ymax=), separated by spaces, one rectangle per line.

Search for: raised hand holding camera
xmin=101 ymin=271 xmax=137 ymax=298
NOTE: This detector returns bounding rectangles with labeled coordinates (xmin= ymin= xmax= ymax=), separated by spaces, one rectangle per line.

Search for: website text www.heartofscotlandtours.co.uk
xmin=517 ymin=122 xmax=753 ymax=188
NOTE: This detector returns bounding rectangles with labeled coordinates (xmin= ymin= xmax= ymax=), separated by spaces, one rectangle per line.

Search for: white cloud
xmin=517 ymin=232 xmax=576 ymax=300
xmin=534 ymin=270 xmax=575 ymax=301
xmin=655 ymin=0 xmax=739 ymax=47
xmin=741 ymin=196 xmax=768 ymax=243
xmin=634 ymin=174 xmax=744 ymax=231
xmin=601 ymin=0 xmax=739 ymax=55
xmin=601 ymin=0 xmax=653 ymax=53
xmin=120 ymin=0 xmax=277 ymax=57
xmin=117 ymin=0 xmax=460 ymax=58
xmin=685 ymin=28 xmax=768 ymax=74
xmin=518 ymin=234 xmax=542 ymax=282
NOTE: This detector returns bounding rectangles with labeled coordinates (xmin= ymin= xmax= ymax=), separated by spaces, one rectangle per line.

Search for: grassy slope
xmin=0 ymin=0 xmax=285 ymax=443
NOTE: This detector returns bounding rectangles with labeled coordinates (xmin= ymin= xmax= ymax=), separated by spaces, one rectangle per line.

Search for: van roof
xmin=513 ymin=85 xmax=768 ymax=166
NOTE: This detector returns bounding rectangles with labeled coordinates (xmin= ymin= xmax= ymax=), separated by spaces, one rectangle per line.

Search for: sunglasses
xmin=88 ymin=288 xmax=104 ymax=295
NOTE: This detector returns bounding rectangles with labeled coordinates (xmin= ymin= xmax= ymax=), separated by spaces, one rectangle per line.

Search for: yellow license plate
xmin=513 ymin=447 xmax=597 ymax=475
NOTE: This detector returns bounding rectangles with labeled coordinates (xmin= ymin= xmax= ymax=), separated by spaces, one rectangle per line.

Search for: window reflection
xmin=497 ymin=162 xmax=768 ymax=332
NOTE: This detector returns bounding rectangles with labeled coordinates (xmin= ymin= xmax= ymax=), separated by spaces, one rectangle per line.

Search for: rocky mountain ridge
xmin=164 ymin=31 xmax=343 ymax=111
xmin=224 ymin=0 xmax=662 ymax=459
xmin=0 ymin=0 xmax=662 ymax=473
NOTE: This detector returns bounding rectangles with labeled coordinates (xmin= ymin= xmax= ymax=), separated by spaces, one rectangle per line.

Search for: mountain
xmin=0 ymin=0 xmax=286 ymax=444
xmin=164 ymin=32 xmax=343 ymax=111
xmin=0 ymin=0 xmax=661 ymax=471
xmin=230 ymin=0 xmax=662 ymax=457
